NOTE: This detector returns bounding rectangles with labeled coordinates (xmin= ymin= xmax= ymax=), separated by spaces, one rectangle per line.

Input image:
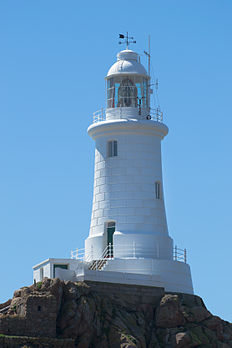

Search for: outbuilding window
xmin=155 ymin=181 xmax=162 ymax=200
xmin=107 ymin=140 xmax=117 ymax=157
xmin=40 ymin=267 xmax=44 ymax=281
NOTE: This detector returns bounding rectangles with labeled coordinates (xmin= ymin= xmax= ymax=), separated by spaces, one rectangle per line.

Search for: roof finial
xmin=119 ymin=32 xmax=136 ymax=49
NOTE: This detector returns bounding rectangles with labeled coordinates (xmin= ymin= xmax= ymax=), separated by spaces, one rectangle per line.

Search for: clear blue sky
xmin=0 ymin=1 xmax=232 ymax=322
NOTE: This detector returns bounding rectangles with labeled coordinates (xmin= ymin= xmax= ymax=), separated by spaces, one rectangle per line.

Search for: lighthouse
xmin=83 ymin=45 xmax=193 ymax=294
xmin=33 ymin=40 xmax=193 ymax=295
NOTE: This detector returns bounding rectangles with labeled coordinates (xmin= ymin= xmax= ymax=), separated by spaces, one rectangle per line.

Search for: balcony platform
xmin=33 ymin=256 xmax=193 ymax=294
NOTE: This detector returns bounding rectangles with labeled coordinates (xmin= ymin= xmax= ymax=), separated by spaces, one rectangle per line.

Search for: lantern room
xmin=105 ymin=49 xmax=150 ymax=120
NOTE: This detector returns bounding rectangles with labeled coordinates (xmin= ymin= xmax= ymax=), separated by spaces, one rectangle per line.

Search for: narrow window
xmin=40 ymin=267 xmax=44 ymax=281
xmin=107 ymin=140 xmax=117 ymax=157
xmin=155 ymin=181 xmax=161 ymax=200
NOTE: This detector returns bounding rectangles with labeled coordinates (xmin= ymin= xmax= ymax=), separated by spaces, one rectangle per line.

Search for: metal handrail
xmin=71 ymin=244 xmax=187 ymax=263
xmin=173 ymin=245 xmax=187 ymax=263
xmin=92 ymin=107 xmax=163 ymax=123
xmin=93 ymin=108 xmax=105 ymax=123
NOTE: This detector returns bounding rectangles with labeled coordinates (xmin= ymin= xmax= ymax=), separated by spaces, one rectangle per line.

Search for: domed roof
xmin=106 ymin=49 xmax=148 ymax=78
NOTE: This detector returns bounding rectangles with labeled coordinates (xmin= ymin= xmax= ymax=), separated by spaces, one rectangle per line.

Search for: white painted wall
xmin=103 ymin=258 xmax=193 ymax=294
xmin=105 ymin=107 xmax=150 ymax=120
xmin=85 ymin=119 xmax=171 ymax=260
xmin=32 ymin=258 xmax=79 ymax=283
xmin=33 ymin=260 xmax=51 ymax=282
xmin=84 ymin=46 xmax=194 ymax=294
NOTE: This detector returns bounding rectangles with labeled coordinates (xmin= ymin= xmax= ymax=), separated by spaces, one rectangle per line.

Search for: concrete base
xmin=33 ymin=256 xmax=193 ymax=295
xmin=103 ymin=258 xmax=193 ymax=294
xmin=75 ymin=268 xmax=164 ymax=289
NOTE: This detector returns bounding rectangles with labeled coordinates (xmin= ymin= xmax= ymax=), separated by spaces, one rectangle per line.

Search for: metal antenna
xmin=119 ymin=32 xmax=136 ymax=49
xmin=144 ymin=34 xmax=151 ymax=77
xmin=144 ymin=35 xmax=151 ymax=115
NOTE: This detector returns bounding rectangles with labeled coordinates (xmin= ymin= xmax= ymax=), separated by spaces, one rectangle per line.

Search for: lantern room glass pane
xmin=107 ymin=78 xmax=115 ymax=108
xmin=118 ymin=78 xmax=137 ymax=107
xmin=107 ymin=75 xmax=149 ymax=109
xmin=143 ymin=78 xmax=148 ymax=108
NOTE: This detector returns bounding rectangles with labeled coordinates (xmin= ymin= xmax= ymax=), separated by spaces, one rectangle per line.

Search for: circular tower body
xmin=85 ymin=49 xmax=193 ymax=294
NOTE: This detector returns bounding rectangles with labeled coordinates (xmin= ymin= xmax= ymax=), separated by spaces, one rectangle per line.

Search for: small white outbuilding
xmin=33 ymin=47 xmax=193 ymax=295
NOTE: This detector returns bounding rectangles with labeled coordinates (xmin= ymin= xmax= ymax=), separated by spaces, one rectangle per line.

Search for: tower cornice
xmin=88 ymin=119 xmax=168 ymax=140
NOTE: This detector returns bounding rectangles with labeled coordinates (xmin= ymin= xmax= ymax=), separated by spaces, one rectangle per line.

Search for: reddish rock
xmin=184 ymin=305 xmax=212 ymax=323
xmin=0 ymin=280 xmax=232 ymax=347
xmin=155 ymin=294 xmax=185 ymax=328
xmin=204 ymin=315 xmax=224 ymax=340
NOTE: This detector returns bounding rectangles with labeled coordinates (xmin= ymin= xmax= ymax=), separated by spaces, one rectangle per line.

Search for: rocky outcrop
xmin=0 ymin=278 xmax=231 ymax=347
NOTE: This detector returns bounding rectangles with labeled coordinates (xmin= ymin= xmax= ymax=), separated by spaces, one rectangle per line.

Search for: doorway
xmin=106 ymin=221 xmax=115 ymax=257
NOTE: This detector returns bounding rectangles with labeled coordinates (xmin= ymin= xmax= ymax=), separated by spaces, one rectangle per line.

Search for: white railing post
xmin=92 ymin=108 xmax=105 ymax=123
xmin=101 ymin=107 xmax=104 ymax=121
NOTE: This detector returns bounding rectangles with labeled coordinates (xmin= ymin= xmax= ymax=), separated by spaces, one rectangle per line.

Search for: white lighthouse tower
xmin=84 ymin=45 xmax=193 ymax=294
xmin=33 ymin=39 xmax=193 ymax=295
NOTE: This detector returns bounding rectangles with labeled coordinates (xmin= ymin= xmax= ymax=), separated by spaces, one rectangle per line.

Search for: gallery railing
xmin=92 ymin=107 xmax=163 ymax=123
xmin=71 ymin=243 xmax=187 ymax=265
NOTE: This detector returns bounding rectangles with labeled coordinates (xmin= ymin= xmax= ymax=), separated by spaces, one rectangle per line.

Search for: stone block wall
xmin=0 ymin=336 xmax=76 ymax=348
xmin=85 ymin=280 xmax=165 ymax=305
xmin=0 ymin=293 xmax=57 ymax=338
xmin=24 ymin=295 xmax=57 ymax=337
xmin=0 ymin=316 xmax=26 ymax=336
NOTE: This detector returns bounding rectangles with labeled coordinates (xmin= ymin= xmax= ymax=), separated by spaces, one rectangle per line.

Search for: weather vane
xmin=119 ymin=32 xmax=136 ymax=49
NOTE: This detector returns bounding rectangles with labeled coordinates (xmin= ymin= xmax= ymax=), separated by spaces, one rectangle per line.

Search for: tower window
xmin=107 ymin=140 xmax=117 ymax=157
xmin=155 ymin=181 xmax=162 ymax=200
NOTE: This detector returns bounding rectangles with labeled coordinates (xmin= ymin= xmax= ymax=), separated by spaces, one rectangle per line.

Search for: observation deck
xmin=92 ymin=107 xmax=163 ymax=124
